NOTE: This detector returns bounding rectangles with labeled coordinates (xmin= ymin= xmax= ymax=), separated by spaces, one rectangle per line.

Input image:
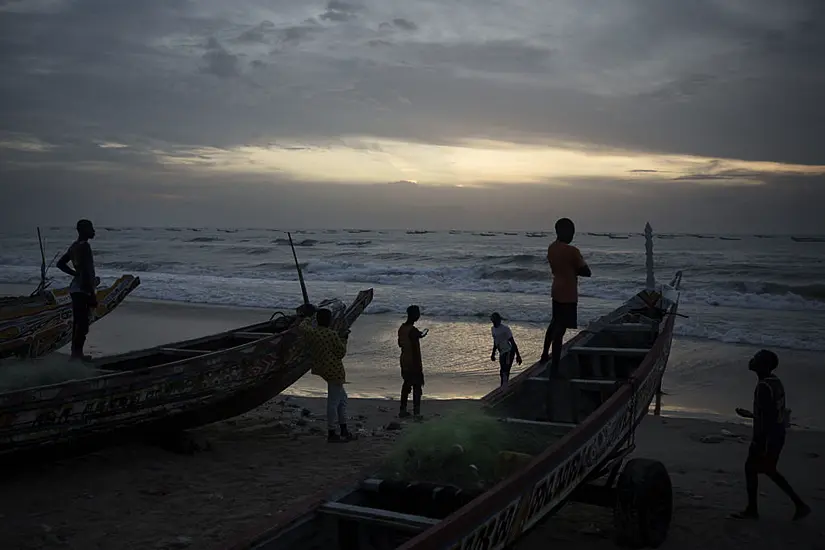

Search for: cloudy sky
xmin=1 ymin=0 xmax=823 ymax=232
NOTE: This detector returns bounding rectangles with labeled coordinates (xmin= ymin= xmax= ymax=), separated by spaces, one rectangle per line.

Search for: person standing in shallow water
xmin=490 ymin=312 xmax=522 ymax=386
xmin=731 ymin=349 xmax=810 ymax=521
xmin=398 ymin=305 xmax=427 ymax=418
xmin=56 ymin=219 xmax=99 ymax=361
xmin=541 ymin=218 xmax=591 ymax=374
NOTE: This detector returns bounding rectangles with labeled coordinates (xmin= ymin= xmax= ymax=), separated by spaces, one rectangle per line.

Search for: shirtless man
xmin=541 ymin=218 xmax=591 ymax=376
xmin=398 ymin=305 xmax=428 ymax=418
xmin=56 ymin=219 xmax=99 ymax=361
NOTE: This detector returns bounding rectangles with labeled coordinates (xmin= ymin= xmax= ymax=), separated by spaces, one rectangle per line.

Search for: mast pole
xmin=644 ymin=222 xmax=655 ymax=291
xmin=288 ymin=232 xmax=310 ymax=306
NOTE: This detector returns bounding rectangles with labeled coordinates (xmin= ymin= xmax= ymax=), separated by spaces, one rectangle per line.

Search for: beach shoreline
xmin=0 ymin=395 xmax=822 ymax=550
xmin=3 ymin=287 xmax=824 ymax=429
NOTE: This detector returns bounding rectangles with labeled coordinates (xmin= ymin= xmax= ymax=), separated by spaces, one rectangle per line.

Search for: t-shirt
xmin=491 ymin=324 xmax=513 ymax=354
xmin=546 ymin=240 xmax=587 ymax=303
xmin=300 ymin=318 xmax=347 ymax=385
xmin=398 ymin=323 xmax=423 ymax=372
xmin=67 ymin=240 xmax=96 ymax=295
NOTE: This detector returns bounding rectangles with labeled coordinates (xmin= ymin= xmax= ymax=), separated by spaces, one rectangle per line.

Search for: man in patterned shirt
xmin=302 ymin=307 xmax=354 ymax=442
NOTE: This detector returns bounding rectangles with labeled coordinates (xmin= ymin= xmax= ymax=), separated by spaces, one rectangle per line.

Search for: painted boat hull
xmin=0 ymin=288 xmax=373 ymax=463
xmin=0 ymin=275 xmax=141 ymax=359
xmin=227 ymin=282 xmax=681 ymax=550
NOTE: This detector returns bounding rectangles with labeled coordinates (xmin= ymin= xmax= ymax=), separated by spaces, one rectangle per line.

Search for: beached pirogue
xmin=229 ymin=238 xmax=682 ymax=549
xmin=0 ymin=274 xmax=141 ymax=360
xmin=0 ymin=288 xmax=373 ymax=462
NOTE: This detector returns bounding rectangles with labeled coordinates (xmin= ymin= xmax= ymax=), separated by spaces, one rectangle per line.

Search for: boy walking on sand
xmin=731 ymin=350 xmax=810 ymax=521
xmin=490 ymin=312 xmax=522 ymax=386
xmin=398 ymin=305 xmax=428 ymax=418
xmin=302 ymin=307 xmax=354 ymax=443
xmin=541 ymin=218 xmax=591 ymax=376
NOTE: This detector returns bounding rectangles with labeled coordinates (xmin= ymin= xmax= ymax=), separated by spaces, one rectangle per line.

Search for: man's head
xmin=555 ymin=218 xmax=575 ymax=243
xmin=490 ymin=312 xmax=502 ymax=327
xmin=749 ymin=349 xmax=779 ymax=375
xmin=316 ymin=308 xmax=333 ymax=328
xmin=76 ymin=219 xmax=95 ymax=240
xmin=406 ymin=305 xmax=420 ymax=323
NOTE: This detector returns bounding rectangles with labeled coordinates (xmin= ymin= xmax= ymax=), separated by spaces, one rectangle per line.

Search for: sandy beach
xmin=0 ymin=395 xmax=822 ymax=550
xmin=2 ymin=294 xmax=824 ymax=549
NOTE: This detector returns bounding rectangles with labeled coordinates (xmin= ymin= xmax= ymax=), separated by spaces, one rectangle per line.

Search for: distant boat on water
xmin=406 ymin=230 xmax=430 ymax=235
xmin=718 ymin=236 xmax=741 ymax=241
xmin=791 ymin=236 xmax=825 ymax=243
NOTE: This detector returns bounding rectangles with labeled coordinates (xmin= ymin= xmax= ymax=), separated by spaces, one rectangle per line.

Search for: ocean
xmin=1 ymin=226 xmax=824 ymax=352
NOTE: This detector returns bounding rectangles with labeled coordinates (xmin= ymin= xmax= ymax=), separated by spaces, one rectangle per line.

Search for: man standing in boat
xmin=56 ymin=219 xmax=100 ymax=361
xmin=398 ymin=305 xmax=427 ymax=419
xmin=541 ymin=218 xmax=591 ymax=374
xmin=490 ymin=312 xmax=522 ymax=386
xmin=732 ymin=350 xmax=810 ymax=521
xmin=301 ymin=307 xmax=355 ymax=443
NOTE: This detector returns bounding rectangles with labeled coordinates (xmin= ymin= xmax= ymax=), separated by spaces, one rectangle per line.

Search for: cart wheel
xmin=613 ymin=458 xmax=672 ymax=548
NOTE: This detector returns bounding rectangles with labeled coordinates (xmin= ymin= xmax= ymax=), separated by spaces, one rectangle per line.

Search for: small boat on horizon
xmin=790 ymin=236 xmax=825 ymax=243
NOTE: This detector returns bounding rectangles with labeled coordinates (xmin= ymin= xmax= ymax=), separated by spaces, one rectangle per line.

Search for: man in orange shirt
xmin=541 ymin=218 xmax=591 ymax=376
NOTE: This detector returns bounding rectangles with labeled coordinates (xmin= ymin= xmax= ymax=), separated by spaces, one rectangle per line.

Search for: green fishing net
xmin=378 ymin=404 xmax=559 ymax=491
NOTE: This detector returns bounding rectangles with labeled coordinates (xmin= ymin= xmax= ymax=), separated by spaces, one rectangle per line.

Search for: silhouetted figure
xmin=540 ymin=218 xmax=591 ymax=375
xmin=398 ymin=305 xmax=427 ymax=418
xmin=490 ymin=312 xmax=522 ymax=386
xmin=731 ymin=350 xmax=810 ymax=521
xmin=56 ymin=219 xmax=99 ymax=361
xmin=302 ymin=307 xmax=354 ymax=443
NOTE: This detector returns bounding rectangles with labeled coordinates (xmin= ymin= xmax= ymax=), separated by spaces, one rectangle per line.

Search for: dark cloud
xmin=201 ymin=38 xmax=240 ymax=78
xmin=1 ymin=0 xmax=824 ymax=231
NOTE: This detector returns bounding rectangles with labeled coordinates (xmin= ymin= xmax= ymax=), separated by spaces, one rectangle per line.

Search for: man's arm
xmin=509 ymin=338 xmax=521 ymax=361
xmin=56 ymin=248 xmax=77 ymax=277
xmin=573 ymin=248 xmax=591 ymax=277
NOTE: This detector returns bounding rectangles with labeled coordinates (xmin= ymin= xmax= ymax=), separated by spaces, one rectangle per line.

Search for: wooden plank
xmin=319 ymin=502 xmax=438 ymax=532
xmin=586 ymin=323 xmax=656 ymax=333
xmin=158 ymin=348 xmax=213 ymax=355
xmin=569 ymin=346 xmax=650 ymax=356
xmin=232 ymin=332 xmax=274 ymax=339
xmin=499 ymin=418 xmax=577 ymax=429
xmin=570 ymin=378 xmax=619 ymax=386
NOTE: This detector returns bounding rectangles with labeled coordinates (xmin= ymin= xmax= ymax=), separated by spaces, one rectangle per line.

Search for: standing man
xmin=303 ymin=307 xmax=354 ymax=443
xmin=541 ymin=218 xmax=591 ymax=376
xmin=490 ymin=312 xmax=522 ymax=386
xmin=398 ymin=305 xmax=428 ymax=419
xmin=731 ymin=350 xmax=810 ymax=520
xmin=56 ymin=219 xmax=99 ymax=361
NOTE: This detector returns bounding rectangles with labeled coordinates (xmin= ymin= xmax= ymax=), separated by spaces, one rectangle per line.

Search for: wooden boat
xmin=0 ymin=274 xmax=141 ymax=360
xmin=0 ymin=288 xmax=373 ymax=463
xmin=228 ymin=272 xmax=683 ymax=550
xmin=791 ymin=236 xmax=825 ymax=243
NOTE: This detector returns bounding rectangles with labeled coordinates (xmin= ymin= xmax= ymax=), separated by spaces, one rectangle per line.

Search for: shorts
xmin=552 ymin=300 xmax=578 ymax=330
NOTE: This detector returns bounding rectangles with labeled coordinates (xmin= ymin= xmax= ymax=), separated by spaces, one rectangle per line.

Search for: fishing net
xmin=378 ymin=404 xmax=560 ymax=491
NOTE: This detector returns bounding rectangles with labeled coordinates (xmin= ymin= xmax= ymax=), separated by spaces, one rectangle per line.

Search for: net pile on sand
xmin=379 ymin=405 xmax=558 ymax=491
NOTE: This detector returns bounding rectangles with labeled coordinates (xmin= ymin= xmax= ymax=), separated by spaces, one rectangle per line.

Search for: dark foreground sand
xmin=0 ymin=396 xmax=823 ymax=550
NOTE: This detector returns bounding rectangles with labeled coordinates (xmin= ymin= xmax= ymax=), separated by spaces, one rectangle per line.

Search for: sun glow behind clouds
xmin=153 ymin=136 xmax=825 ymax=186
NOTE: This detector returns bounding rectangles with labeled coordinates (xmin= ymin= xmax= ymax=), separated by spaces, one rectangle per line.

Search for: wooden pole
xmin=287 ymin=232 xmax=310 ymax=306
xmin=654 ymin=380 xmax=663 ymax=416
xmin=645 ymin=222 xmax=664 ymax=415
